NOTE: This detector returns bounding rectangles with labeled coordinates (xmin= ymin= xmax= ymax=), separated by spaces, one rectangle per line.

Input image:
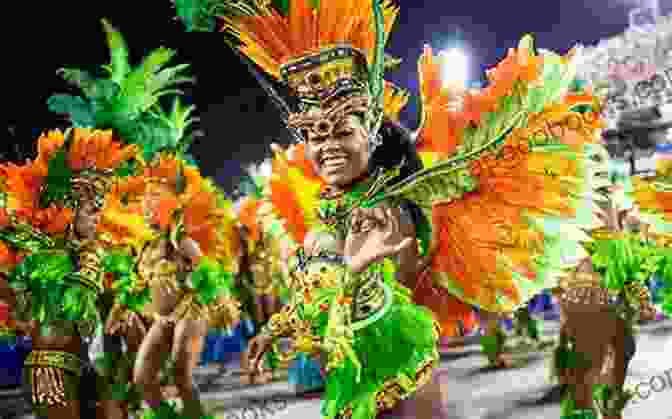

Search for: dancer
xmin=238 ymin=198 xmax=284 ymax=331
xmin=36 ymin=19 xmax=241 ymax=419
xmin=236 ymin=192 xmax=284 ymax=385
xmin=172 ymin=2 xmax=605 ymax=418
xmin=236 ymin=165 xmax=326 ymax=390
xmin=0 ymin=127 xmax=139 ymax=419
xmin=554 ymin=168 xmax=664 ymax=419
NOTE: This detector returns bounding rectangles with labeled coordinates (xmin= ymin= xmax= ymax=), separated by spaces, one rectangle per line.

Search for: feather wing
xmin=372 ymin=36 xmax=602 ymax=314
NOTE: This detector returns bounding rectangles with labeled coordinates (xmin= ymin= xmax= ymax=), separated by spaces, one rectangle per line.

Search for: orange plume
xmin=221 ymin=0 xmax=399 ymax=78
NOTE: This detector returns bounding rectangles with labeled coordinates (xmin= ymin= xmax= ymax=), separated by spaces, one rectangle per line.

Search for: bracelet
xmin=589 ymin=228 xmax=622 ymax=241
xmin=261 ymin=310 xmax=291 ymax=338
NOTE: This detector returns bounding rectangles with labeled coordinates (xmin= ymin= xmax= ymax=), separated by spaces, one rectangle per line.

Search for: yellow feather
xmin=286 ymin=167 xmax=321 ymax=229
xmin=419 ymin=152 xmax=438 ymax=168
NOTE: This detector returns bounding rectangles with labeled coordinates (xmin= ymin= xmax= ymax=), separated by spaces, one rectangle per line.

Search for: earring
xmin=368 ymin=133 xmax=382 ymax=151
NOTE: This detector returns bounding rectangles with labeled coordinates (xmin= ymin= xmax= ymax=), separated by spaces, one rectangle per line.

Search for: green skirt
xmin=321 ymin=301 xmax=439 ymax=419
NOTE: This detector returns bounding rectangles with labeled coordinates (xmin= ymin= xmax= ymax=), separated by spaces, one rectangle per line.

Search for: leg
xmin=561 ymin=300 xmax=620 ymax=416
xmin=479 ymin=310 xmax=510 ymax=367
xmin=254 ymin=296 xmax=265 ymax=326
xmin=596 ymin=322 xmax=630 ymax=419
xmin=189 ymin=327 xmax=207 ymax=372
xmin=45 ymin=374 xmax=81 ymax=419
xmin=133 ymin=320 xmax=173 ymax=408
xmin=125 ymin=316 xmax=149 ymax=356
xmin=97 ymin=335 xmax=126 ymax=419
xmin=240 ymin=344 xmax=252 ymax=385
xmin=25 ymin=365 xmax=81 ymax=419
xmin=172 ymin=318 xmax=208 ymax=418
xmin=407 ymin=370 xmax=449 ymax=418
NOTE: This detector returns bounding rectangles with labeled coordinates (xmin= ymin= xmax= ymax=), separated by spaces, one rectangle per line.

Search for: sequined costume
xmin=38 ymin=22 xmax=243 ymax=418
xmin=237 ymin=196 xmax=286 ymax=324
xmin=124 ymin=157 xmax=241 ymax=328
xmin=551 ymin=156 xmax=669 ymax=419
xmin=0 ymin=18 xmax=240 ymax=419
xmin=0 ymin=127 xmax=139 ymax=417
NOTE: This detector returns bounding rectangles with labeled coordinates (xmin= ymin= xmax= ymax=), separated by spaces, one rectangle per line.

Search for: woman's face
xmin=304 ymin=114 xmax=370 ymax=187
xmin=74 ymin=199 xmax=100 ymax=238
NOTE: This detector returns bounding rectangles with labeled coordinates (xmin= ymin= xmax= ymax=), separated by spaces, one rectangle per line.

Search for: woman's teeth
xmin=322 ymin=155 xmax=347 ymax=169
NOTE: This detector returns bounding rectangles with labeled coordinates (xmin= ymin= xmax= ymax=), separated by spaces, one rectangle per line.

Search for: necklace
xmin=316 ymin=165 xmax=402 ymax=237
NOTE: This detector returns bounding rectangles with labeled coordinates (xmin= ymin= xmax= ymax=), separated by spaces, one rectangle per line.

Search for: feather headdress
xmin=48 ymin=19 xmax=197 ymax=163
xmin=174 ymin=0 xmax=397 ymax=141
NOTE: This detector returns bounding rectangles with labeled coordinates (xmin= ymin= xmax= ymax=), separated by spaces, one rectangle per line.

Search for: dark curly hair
xmin=368 ymin=118 xmax=423 ymax=179
xmin=368 ymin=118 xmax=430 ymax=255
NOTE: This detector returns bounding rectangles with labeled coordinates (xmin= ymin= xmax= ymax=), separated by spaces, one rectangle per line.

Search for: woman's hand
xmin=594 ymin=199 xmax=622 ymax=232
xmin=344 ymin=207 xmax=414 ymax=273
xmin=178 ymin=236 xmax=203 ymax=264
xmin=12 ymin=320 xmax=34 ymax=335
xmin=639 ymin=303 xmax=657 ymax=321
xmin=105 ymin=305 xmax=147 ymax=336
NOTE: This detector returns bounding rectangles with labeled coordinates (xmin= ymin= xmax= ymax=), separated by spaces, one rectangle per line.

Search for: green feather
xmin=100 ymin=19 xmax=131 ymax=84
xmin=149 ymin=97 xmax=198 ymax=149
xmin=49 ymin=20 xmax=197 ymax=161
xmin=56 ymin=69 xmax=97 ymax=95
xmin=272 ymin=0 xmax=290 ymax=14
xmin=174 ymin=0 xmax=216 ymax=31
xmin=47 ymin=94 xmax=95 ymax=127
xmin=39 ymin=144 xmax=73 ymax=208
xmin=370 ymin=0 xmax=385 ymax=122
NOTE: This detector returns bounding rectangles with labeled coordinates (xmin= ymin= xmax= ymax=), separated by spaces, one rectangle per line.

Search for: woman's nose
xmin=322 ymin=136 xmax=342 ymax=150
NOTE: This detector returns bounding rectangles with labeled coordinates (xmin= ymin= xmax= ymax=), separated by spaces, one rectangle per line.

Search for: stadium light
xmin=440 ymin=47 xmax=469 ymax=88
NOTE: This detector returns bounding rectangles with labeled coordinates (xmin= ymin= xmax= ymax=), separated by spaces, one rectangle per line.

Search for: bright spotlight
xmin=440 ymin=48 xmax=469 ymax=88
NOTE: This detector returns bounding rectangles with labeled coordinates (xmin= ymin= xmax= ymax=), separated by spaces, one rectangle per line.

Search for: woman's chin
xmin=319 ymin=169 xmax=366 ymax=188
xmin=321 ymin=173 xmax=350 ymax=187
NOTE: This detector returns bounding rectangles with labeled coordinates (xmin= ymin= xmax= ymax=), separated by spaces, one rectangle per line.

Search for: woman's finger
xmin=350 ymin=207 xmax=362 ymax=226
xmin=380 ymin=238 xmax=414 ymax=259
xmin=373 ymin=207 xmax=387 ymax=226
xmin=386 ymin=208 xmax=400 ymax=236
xmin=395 ymin=237 xmax=414 ymax=253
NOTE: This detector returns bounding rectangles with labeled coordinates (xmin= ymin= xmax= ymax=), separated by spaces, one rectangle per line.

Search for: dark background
xmin=2 ymin=0 xmax=659 ymax=192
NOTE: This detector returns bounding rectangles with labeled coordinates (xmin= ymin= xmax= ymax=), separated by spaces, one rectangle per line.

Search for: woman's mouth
xmin=320 ymin=153 xmax=348 ymax=171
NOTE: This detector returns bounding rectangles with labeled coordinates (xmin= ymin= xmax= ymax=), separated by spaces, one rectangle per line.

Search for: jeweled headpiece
xmin=34 ymin=128 xmax=138 ymax=210
xmin=174 ymin=0 xmax=398 ymax=145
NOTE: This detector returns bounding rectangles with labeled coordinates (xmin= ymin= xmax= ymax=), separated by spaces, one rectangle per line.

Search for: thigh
xmin=172 ymin=319 xmax=208 ymax=372
xmin=133 ymin=321 xmax=173 ymax=380
xmin=562 ymin=301 xmax=620 ymax=377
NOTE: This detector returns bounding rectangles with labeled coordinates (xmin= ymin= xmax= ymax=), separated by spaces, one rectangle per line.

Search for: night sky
xmin=4 ymin=0 xmax=668 ymax=192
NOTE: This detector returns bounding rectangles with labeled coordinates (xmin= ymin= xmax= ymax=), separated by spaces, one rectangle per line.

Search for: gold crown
xmin=280 ymin=45 xmax=370 ymax=102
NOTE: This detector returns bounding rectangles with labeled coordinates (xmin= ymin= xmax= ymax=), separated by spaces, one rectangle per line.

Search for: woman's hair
xmin=368 ymin=119 xmax=428 ymax=244
xmin=368 ymin=118 xmax=423 ymax=179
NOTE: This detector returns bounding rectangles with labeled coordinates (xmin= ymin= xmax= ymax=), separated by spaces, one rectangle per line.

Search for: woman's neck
xmin=321 ymin=174 xmax=373 ymax=199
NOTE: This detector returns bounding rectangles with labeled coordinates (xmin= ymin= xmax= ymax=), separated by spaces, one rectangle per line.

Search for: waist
xmin=25 ymin=349 xmax=82 ymax=376
xmin=560 ymin=287 xmax=621 ymax=307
